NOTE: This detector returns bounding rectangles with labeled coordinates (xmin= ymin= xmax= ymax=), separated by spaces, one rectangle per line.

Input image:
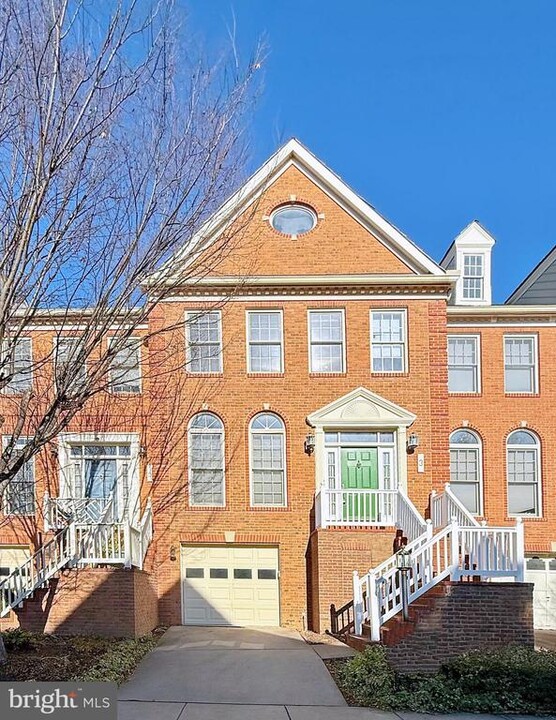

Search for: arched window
xmin=507 ymin=430 xmax=541 ymax=516
xmin=250 ymin=413 xmax=286 ymax=507
xmin=449 ymin=429 xmax=482 ymax=515
xmin=188 ymin=413 xmax=224 ymax=506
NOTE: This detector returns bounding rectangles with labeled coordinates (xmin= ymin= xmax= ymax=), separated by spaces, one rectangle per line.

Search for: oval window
xmin=270 ymin=205 xmax=316 ymax=236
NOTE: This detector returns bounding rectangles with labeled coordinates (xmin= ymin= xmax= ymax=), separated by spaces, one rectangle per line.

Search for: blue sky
xmin=187 ymin=1 xmax=556 ymax=302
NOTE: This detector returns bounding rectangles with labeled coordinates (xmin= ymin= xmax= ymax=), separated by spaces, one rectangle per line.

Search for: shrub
xmin=332 ymin=645 xmax=556 ymax=714
xmin=77 ymin=636 xmax=157 ymax=685
xmin=337 ymin=645 xmax=395 ymax=709
xmin=1 ymin=629 xmax=38 ymax=652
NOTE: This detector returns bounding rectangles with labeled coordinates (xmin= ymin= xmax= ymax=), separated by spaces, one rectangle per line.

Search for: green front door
xmin=341 ymin=448 xmax=379 ymax=522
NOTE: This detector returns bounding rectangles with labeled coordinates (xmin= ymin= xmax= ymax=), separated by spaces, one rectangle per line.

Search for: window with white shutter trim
xmin=2 ymin=438 xmax=35 ymax=515
xmin=2 ymin=338 xmax=32 ymax=393
xmin=109 ymin=338 xmax=141 ymax=393
xmin=55 ymin=337 xmax=86 ymax=391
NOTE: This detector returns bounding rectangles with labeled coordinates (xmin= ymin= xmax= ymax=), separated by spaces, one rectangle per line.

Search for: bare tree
xmin=0 ymin=0 xmax=262 ymax=492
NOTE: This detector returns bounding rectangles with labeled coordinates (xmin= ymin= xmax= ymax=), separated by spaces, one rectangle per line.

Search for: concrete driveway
xmin=118 ymin=626 xmax=361 ymax=719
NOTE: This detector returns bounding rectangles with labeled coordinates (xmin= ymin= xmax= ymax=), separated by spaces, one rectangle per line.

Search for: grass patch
xmin=0 ymin=628 xmax=159 ymax=685
xmin=327 ymin=644 xmax=556 ymax=715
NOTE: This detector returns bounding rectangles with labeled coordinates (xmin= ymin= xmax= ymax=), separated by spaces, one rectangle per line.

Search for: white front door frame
xmin=306 ymin=387 xmax=417 ymax=494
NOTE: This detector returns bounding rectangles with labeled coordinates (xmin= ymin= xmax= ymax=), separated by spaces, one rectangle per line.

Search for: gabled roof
xmin=440 ymin=220 xmax=496 ymax=267
xmin=149 ymin=138 xmax=446 ymax=285
xmin=307 ymin=386 xmax=416 ymax=429
xmin=506 ymin=245 xmax=556 ymax=304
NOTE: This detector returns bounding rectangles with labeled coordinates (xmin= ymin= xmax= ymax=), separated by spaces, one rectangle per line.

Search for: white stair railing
xmin=353 ymin=516 xmax=524 ymax=640
xmin=0 ymin=528 xmax=72 ymax=618
xmin=396 ymin=488 xmax=428 ymax=542
xmin=430 ymin=483 xmax=480 ymax=529
xmin=0 ymin=499 xmax=155 ymax=617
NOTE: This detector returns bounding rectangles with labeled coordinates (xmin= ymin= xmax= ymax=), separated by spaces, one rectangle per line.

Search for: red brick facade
xmin=0 ymin=142 xmax=552 ymax=636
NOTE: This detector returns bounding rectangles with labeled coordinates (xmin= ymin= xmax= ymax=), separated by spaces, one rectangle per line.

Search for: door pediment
xmin=307 ymin=387 xmax=416 ymax=429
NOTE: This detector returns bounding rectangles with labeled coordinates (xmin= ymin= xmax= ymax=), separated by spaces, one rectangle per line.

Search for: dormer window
xmin=462 ymin=255 xmax=484 ymax=300
xmin=270 ymin=204 xmax=316 ymax=237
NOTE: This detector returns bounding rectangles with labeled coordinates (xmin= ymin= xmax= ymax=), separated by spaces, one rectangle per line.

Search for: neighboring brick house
xmin=0 ymin=139 xmax=554 ymax=636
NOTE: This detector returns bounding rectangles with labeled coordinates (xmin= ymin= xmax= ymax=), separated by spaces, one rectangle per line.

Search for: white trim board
xmin=145 ymin=139 xmax=447 ymax=286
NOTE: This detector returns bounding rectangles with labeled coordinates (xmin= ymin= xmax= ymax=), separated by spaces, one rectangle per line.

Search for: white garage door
xmin=525 ymin=557 xmax=556 ymax=630
xmin=181 ymin=545 xmax=280 ymax=626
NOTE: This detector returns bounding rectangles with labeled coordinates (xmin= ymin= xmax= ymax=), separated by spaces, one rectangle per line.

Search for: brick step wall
xmin=345 ymin=580 xmax=534 ymax=673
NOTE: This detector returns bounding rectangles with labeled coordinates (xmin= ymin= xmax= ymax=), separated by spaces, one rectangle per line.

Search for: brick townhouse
xmin=0 ymin=139 xmax=554 ymax=638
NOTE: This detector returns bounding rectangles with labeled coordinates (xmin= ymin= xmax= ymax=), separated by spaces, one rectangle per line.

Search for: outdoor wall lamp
xmin=304 ymin=433 xmax=315 ymax=455
xmin=406 ymin=433 xmax=419 ymax=453
xmin=169 ymin=545 xmax=177 ymax=562
xmin=396 ymin=546 xmax=413 ymax=621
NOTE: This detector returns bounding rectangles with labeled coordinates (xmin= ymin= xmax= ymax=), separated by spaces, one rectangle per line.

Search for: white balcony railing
xmin=316 ymin=488 xmax=399 ymax=528
xmin=44 ymin=495 xmax=114 ymax=529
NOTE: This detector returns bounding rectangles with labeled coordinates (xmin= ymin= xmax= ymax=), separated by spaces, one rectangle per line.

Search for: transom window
xmin=2 ymin=438 xmax=35 ymax=516
xmin=1 ymin=338 xmax=32 ymax=394
xmin=250 ymin=413 xmax=286 ymax=506
xmin=507 ymin=430 xmax=541 ymax=516
xmin=447 ymin=336 xmax=480 ymax=393
xmin=371 ymin=311 xmax=407 ymax=373
xmin=188 ymin=412 xmax=225 ymax=507
xmin=270 ymin=205 xmax=316 ymax=236
xmin=504 ymin=336 xmax=537 ymax=394
xmin=109 ymin=338 xmax=141 ymax=393
xmin=308 ymin=310 xmax=345 ymax=373
xmin=186 ymin=311 xmax=223 ymax=374
xmin=247 ymin=311 xmax=283 ymax=373
xmin=449 ymin=429 xmax=482 ymax=515
xmin=462 ymin=254 xmax=484 ymax=300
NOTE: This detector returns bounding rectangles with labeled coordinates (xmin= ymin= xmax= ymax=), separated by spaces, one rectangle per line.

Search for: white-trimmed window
xmin=507 ymin=430 xmax=541 ymax=516
xmin=2 ymin=338 xmax=32 ymax=394
xmin=308 ymin=310 xmax=345 ymax=373
xmin=448 ymin=336 xmax=480 ymax=393
xmin=247 ymin=311 xmax=283 ymax=373
xmin=462 ymin=254 xmax=484 ymax=300
xmin=109 ymin=338 xmax=141 ymax=393
xmin=504 ymin=335 xmax=537 ymax=394
xmin=188 ymin=413 xmax=225 ymax=507
xmin=250 ymin=413 xmax=286 ymax=506
xmin=185 ymin=311 xmax=223 ymax=374
xmin=371 ymin=310 xmax=407 ymax=373
xmin=2 ymin=438 xmax=35 ymax=516
xmin=54 ymin=337 xmax=86 ymax=391
xmin=449 ymin=429 xmax=482 ymax=515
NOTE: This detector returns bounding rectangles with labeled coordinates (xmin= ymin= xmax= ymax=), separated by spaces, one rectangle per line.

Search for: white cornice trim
xmin=173 ymin=274 xmax=458 ymax=288
xmin=307 ymin=386 xmax=416 ymax=429
xmin=146 ymin=138 xmax=446 ymax=286
xmin=448 ymin=305 xmax=556 ymax=317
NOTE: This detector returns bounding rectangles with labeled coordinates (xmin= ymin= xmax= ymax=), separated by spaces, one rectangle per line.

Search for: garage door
xmin=181 ymin=545 xmax=280 ymax=626
xmin=525 ymin=557 xmax=556 ymax=630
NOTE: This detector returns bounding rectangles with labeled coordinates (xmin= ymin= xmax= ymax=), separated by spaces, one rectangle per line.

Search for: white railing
xmin=0 ymin=528 xmax=72 ymax=618
xmin=44 ymin=494 xmax=115 ymax=529
xmin=0 ymin=500 xmax=155 ymax=617
xmin=430 ymin=483 xmax=480 ymax=529
xmin=353 ymin=517 xmax=524 ymax=640
xmin=316 ymin=488 xmax=398 ymax=527
xmin=396 ymin=489 xmax=428 ymax=542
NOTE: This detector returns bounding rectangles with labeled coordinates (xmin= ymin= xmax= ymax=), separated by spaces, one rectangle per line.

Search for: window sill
xmin=248 ymin=505 xmax=289 ymax=512
xmin=506 ymin=515 xmax=546 ymax=522
xmin=188 ymin=504 xmax=227 ymax=511
xmin=371 ymin=372 xmax=409 ymax=378
xmin=504 ymin=393 xmax=540 ymax=398
xmin=247 ymin=373 xmax=285 ymax=378
xmin=449 ymin=392 xmax=482 ymax=397
xmin=309 ymin=372 xmax=347 ymax=378
xmin=185 ymin=372 xmax=223 ymax=378
xmin=110 ymin=391 xmax=142 ymax=395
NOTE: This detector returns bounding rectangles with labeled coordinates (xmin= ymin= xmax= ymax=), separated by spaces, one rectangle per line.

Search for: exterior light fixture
xmin=406 ymin=433 xmax=419 ymax=453
xmin=304 ymin=433 xmax=315 ymax=455
xmin=169 ymin=546 xmax=177 ymax=562
xmin=396 ymin=546 xmax=413 ymax=621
